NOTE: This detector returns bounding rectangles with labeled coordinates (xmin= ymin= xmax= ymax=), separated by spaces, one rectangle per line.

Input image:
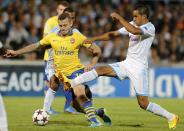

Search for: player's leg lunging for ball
xmin=60 ymin=65 xmax=179 ymax=129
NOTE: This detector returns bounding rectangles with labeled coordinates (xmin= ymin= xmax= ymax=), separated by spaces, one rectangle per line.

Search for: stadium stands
xmin=0 ymin=0 xmax=183 ymax=65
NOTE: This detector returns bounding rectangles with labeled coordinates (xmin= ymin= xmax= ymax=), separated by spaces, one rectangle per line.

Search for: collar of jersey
xmin=57 ymin=29 xmax=73 ymax=37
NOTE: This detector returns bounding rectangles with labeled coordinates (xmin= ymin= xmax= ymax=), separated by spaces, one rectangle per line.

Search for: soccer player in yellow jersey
xmin=43 ymin=2 xmax=92 ymax=114
xmin=43 ymin=1 xmax=78 ymax=114
xmin=5 ymin=13 xmax=105 ymax=127
xmin=43 ymin=7 xmax=112 ymax=125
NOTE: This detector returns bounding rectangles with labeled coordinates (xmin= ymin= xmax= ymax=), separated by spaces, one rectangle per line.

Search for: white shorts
xmin=44 ymin=59 xmax=55 ymax=81
xmin=109 ymin=59 xmax=148 ymax=96
xmin=0 ymin=94 xmax=8 ymax=131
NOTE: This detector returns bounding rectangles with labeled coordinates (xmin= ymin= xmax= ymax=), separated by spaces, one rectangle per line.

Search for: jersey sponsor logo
xmin=54 ymin=50 xmax=74 ymax=55
xmin=70 ymin=38 xmax=75 ymax=44
xmin=130 ymin=35 xmax=140 ymax=41
xmin=54 ymin=46 xmax=75 ymax=55
xmin=143 ymin=26 xmax=148 ymax=30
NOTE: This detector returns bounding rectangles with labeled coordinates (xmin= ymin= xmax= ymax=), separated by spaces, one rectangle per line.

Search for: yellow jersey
xmin=43 ymin=16 xmax=58 ymax=61
xmin=39 ymin=31 xmax=91 ymax=76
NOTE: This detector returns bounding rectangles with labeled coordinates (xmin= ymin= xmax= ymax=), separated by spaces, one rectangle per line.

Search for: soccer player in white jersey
xmin=0 ymin=94 xmax=8 ymax=131
xmin=0 ymin=42 xmax=8 ymax=131
xmin=60 ymin=4 xmax=179 ymax=129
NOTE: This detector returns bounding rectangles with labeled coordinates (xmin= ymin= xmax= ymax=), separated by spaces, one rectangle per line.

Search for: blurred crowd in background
xmin=0 ymin=0 xmax=183 ymax=66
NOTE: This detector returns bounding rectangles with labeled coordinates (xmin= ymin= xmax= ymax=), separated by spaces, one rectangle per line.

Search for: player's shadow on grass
xmin=48 ymin=120 xmax=88 ymax=126
xmin=116 ymin=123 xmax=144 ymax=128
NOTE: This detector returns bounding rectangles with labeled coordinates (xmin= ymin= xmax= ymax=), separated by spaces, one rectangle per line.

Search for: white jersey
xmin=118 ymin=21 xmax=155 ymax=67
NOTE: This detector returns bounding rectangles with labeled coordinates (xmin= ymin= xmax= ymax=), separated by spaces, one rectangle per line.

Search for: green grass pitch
xmin=3 ymin=97 xmax=184 ymax=131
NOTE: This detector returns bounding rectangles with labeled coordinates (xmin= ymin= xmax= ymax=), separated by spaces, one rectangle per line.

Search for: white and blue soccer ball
xmin=32 ymin=109 xmax=49 ymax=126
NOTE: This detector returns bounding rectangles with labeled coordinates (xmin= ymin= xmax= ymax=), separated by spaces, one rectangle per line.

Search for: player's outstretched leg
xmin=71 ymin=69 xmax=98 ymax=87
xmin=59 ymin=66 xmax=115 ymax=89
xmin=58 ymin=69 xmax=98 ymax=88
xmin=137 ymin=96 xmax=179 ymax=129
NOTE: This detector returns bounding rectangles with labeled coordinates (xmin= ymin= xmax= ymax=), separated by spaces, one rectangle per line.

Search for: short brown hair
xmin=134 ymin=4 xmax=150 ymax=18
xmin=57 ymin=1 xmax=69 ymax=7
xmin=63 ymin=7 xmax=75 ymax=13
xmin=58 ymin=13 xmax=71 ymax=21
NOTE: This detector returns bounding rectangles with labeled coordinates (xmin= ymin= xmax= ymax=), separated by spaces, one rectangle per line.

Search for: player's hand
xmin=0 ymin=48 xmax=7 ymax=56
xmin=58 ymin=72 xmax=71 ymax=91
xmin=83 ymin=38 xmax=94 ymax=45
xmin=0 ymin=41 xmax=7 ymax=56
xmin=111 ymin=12 xmax=121 ymax=21
xmin=63 ymin=82 xmax=72 ymax=91
xmin=84 ymin=64 xmax=94 ymax=72
xmin=4 ymin=49 xmax=18 ymax=57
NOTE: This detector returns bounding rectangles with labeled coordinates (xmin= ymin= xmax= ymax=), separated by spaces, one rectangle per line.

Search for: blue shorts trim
xmin=60 ymin=69 xmax=85 ymax=90
xmin=67 ymin=68 xmax=84 ymax=79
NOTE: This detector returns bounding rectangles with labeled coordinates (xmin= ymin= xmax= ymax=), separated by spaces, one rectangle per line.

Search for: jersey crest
xmin=70 ymin=38 xmax=75 ymax=44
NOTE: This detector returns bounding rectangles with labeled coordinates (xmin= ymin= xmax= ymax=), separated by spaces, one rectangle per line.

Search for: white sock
xmin=0 ymin=127 xmax=8 ymax=131
xmin=43 ymin=88 xmax=56 ymax=111
xmin=146 ymin=102 xmax=174 ymax=121
xmin=71 ymin=69 xmax=98 ymax=87
xmin=0 ymin=94 xmax=8 ymax=131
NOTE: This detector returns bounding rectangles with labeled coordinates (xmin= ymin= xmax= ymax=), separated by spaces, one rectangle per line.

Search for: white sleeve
xmin=118 ymin=27 xmax=129 ymax=35
xmin=140 ymin=23 xmax=155 ymax=37
xmin=72 ymin=28 xmax=81 ymax=34
xmin=118 ymin=21 xmax=134 ymax=35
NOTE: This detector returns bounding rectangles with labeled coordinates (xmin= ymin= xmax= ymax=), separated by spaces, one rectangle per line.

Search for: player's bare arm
xmin=84 ymin=43 xmax=101 ymax=72
xmin=111 ymin=12 xmax=142 ymax=35
xmin=4 ymin=42 xmax=44 ymax=57
xmin=85 ymin=31 xmax=120 ymax=44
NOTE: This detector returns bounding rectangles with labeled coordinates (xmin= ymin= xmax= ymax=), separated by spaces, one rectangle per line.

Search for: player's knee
xmin=50 ymin=75 xmax=59 ymax=91
xmin=137 ymin=96 xmax=149 ymax=110
xmin=95 ymin=67 xmax=104 ymax=75
xmin=50 ymin=82 xmax=59 ymax=91
xmin=138 ymin=100 xmax=149 ymax=110
xmin=78 ymin=94 xmax=88 ymax=103
xmin=95 ymin=66 xmax=112 ymax=76
xmin=72 ymin=98 xmax=85 ymax=113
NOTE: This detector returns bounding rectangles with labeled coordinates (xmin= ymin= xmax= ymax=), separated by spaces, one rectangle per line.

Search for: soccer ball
xmin=32 ymin=109 xmax=49 ymax=126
